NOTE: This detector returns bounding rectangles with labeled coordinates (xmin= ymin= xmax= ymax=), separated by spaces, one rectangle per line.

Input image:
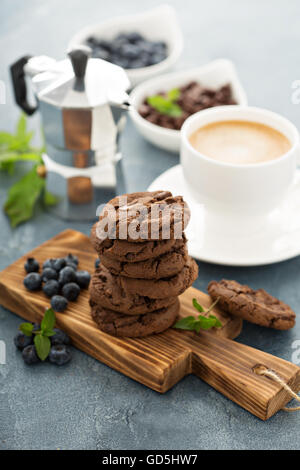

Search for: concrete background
xmin=1 ymin=0 xmax=300 ymax=450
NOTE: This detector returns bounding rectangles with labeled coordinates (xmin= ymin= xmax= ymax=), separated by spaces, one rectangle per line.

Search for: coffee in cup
xmin=180 ymin=106 xmax=299 ymax=215
xmin=188 ymin=120 xmax=292 ymax=165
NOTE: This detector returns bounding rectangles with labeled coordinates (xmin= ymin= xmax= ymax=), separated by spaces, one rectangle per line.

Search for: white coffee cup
xmin=180 ymin=106 xmax=299 ymax=216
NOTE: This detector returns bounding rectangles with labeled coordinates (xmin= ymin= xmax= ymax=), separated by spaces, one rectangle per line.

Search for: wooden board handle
xmin=180 ymin=330 xmax=300 ymax=420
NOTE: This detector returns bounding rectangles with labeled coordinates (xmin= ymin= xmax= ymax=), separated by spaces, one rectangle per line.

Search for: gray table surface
xmin=1 ymin=0 xmax=300 ymax=451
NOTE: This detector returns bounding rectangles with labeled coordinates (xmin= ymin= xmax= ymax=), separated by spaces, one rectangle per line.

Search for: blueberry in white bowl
xmin=68 ymin=5 xmax=183 ymax=87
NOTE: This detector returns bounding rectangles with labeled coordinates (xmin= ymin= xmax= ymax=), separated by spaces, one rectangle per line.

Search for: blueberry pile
xmin=14 ymin=323 xmax=72 ymax=366
xmin=23 ymin=254 xmax=91 ymax=312
xmin=86 ymin=32 xmax=168 ymax=69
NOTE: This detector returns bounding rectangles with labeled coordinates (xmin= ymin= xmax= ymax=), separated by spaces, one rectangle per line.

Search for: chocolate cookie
xmin=101 ymin=245 xmax=188 ymax=279
xmin=207 ymin=279 xmax=296 ymax=330
xmin=118 ymin=256 xmax=198 ymax=298
xmin=96 ymin=191 xmax=190 ymax=243
xmin=91 ymin=223 xmax=187 ymax=262
xmin=90 ymin=299 xmax=179 ymax=337
xmin=90 ymin=265 xmax=178 ymax=315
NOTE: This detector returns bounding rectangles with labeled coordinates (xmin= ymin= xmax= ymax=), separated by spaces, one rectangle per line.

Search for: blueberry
xmin=120 ymin=43 xmax=140 ymax=60
xmin=152 ymin=41 xmax=167 ymax=51
xmin=43 ymin=258 xmax=56 ymax=270
xmin=22 ymin=345 xmax=40 ymax=365
xmin=53 ymin=258 xmax=66 ymax=272
xmin=59 ymin=266 xmax=76 ymax=285
xmin=24 ymin=272 xmax=42 ymax=291
xmin=86 ymin=36 xmax=99 ymax=47
xmin=92 ymin=47 xmax=110 ymax=60
xmin=50 ymin=328 xmax=71 ymax=346
xmin=62 ymin=282 xmax=80 ymax=301
xmin=95 ymin=259 xmax=100 ymax=269
xmin=49 ymin=344 xmax=72 ymax=366
xmin=43 ymin=280 xmax=60 ymax=298
xmin=97 ymin=39 xmax=112 ymax=51
xmin=64 ymin=254 xmax=78 ymax=267
xmin=76 ymin=270 xmax=91 ymax=289
xmin=126 ymin=32 xmax=144 ymax=43
xmin=148 ymin=53 xmax=166 ymax=66
xmin=115 ymin=32 xmax=131 ymax=42
xmin=137 ymin=40 xmax=156 ymax=54
xmin=109 ymin=55 xmax=129 ymax=69
xmin=14 ymin=331 xmax=32 ymax=350
xmin=42 ymin=267 xmax=58 ymax=282
xmin=127 ymin=60 xmax=145 ymax=69
xmin=65 ymin=261 xmax=78 ymax=271
xmin=111 ymin=37 xmax=129 ymax=54
xmin=138 ymin=52 xmax=152 ymax=67
xmin=51 ymin=295 xmax=68 ymax=312
xmin=24 ymin=257 xmax=39 ymax=273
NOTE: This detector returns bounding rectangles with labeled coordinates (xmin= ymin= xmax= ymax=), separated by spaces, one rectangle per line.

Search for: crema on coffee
xmin=189 ymin=120 xmax=292 ymax=164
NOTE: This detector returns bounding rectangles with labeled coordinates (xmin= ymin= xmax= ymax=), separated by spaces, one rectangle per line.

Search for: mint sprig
xmin=0 ymin=114 xmax=58 ymax=227
xmin=147 ymin=87 xmax=182 ymax=117
xmin=19 ymin=308 xmax=56 ymax=361
xmin=173 ymin=297 xmax=222 ymax=333
xmin=19 ymin=322 xmax=34 ymax=337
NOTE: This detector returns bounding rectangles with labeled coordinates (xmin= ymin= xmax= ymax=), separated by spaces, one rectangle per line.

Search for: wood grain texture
xmin=0 ymin=229 xmax=299 ymax=420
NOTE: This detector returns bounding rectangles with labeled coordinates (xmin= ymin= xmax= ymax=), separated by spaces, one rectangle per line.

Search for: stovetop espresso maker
xmin=10 ymin=46 xmax=130 ymax=220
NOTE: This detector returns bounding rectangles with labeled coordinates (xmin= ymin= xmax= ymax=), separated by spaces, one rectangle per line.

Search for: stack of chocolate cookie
xmin=89 ymin=191 xmax=198 ymax=338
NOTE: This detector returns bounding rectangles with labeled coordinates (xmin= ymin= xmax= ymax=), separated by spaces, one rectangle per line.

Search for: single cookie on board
xmin=101 ymin=245 xmax=188 ymax=279
xmin=90 ymin=299 xmax=179 ymax=338
xmin=96 ymin=191 xmax=190 ymax=243
xmin=118 ymin=256 xmax=198 ymax=299
xmin=90 ymin=265 xmax=178 ymax=315
xmin=207 ymin=279 xmax=296 ymax=330
xmin=91 ymin=223 xmax=187 ymax=262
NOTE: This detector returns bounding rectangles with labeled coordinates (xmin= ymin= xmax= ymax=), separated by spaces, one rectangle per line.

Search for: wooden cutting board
xmin=0 ymin=229 xmax=299 ymax=421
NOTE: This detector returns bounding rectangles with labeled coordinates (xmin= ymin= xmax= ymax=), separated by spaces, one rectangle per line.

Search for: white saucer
xmin=148 ymin=165 xmax=300 ymax=266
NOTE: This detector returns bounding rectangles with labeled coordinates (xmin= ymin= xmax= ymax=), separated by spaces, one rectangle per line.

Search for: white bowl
xmin=68 ymin=4 xmax=183 ymax=87
xmin=130 ymin=59 xmax=248 ymax=153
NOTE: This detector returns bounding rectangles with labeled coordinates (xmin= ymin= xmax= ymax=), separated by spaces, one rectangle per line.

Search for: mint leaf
xmin=0 ymin=152 xmax=42 ymax=165
xmin=19 ymin=322 xmax=34 ymax=337
xmin=0 ymin=114 xmax=58 ymax=227
xmin=16 ymin=114 xmax=27 ymax=139
xmin=208 ymin=314 xmax=222 ymax=328
xmin=34 ymin=335 xmax=51 ymax=361
xmin=173 ymin=298 xmax=222 ymax=332
xmin=44 ymin=190 xmax=59 ymax=207
xmin=173 ymin=316 xmax=198 ymax=330
xmin=0 ymin=160 xmax=15 ymax=174
xmin=167 ymin=88 xmax=180 ymax=101
xmin=42 ymin=329 xmax=56 ymax=337
xmin=4 ymin=165 xmax=45 ymax=227
xmin=196 ymin=315 xmax=220 ymax=330
xmin=147 ymin=88 xmax=182 ymax=117
xmin=41 ymin=308 xmax=56 ymax=333
xmin=192 ymin=298 xmax=205 ymax=313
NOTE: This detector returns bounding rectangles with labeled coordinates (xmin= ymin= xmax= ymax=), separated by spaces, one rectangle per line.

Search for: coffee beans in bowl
xmin=138 ymin=82 xmax=236 ymax=130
